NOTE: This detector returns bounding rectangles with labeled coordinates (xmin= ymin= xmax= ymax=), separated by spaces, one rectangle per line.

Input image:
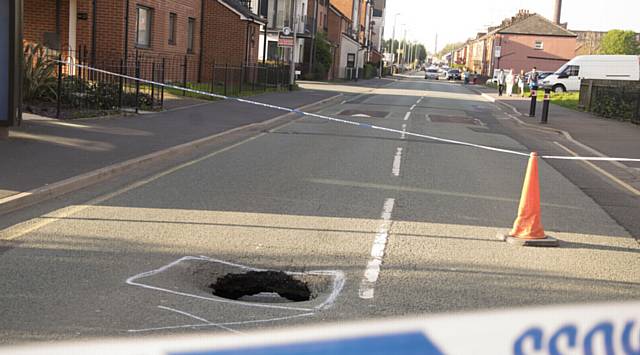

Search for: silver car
xmin=424 ymin=68 xmax=439 ymax=80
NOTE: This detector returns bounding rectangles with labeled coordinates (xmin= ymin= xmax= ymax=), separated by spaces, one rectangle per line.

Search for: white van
xmin=542 ymin=55 xmax=640 ymax=92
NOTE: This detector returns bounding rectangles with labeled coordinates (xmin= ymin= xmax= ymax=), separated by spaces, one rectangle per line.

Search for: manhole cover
xmin=338 ymin=109 xmax=388 ymax=118
xmin=429 ymin=115 xmax=479 ymax=125
xmin=211 ymin=271 xmax=311 ymax=303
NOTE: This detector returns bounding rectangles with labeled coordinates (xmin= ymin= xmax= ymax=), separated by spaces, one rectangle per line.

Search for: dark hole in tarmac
xmin=210 ymin=271 xmax=312 ymax=302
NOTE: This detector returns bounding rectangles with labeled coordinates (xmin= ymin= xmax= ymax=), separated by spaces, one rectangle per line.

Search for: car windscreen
xmin=427 ymin=69 xmax=438 ymax=73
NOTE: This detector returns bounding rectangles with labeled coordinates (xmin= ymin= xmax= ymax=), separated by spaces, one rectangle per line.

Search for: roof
xmin=497 ymin=13 xmax=576 ymax=37
xmin=217 ymin=0 xmax=266 ymax=24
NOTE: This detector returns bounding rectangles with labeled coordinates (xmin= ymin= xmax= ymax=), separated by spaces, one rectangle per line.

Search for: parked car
xmin=425 ymin=68 xmax=440 ymax=80
xmin=542 ymin=55 xmax=640 ymax=92
xmin=446 ymin=69 xmax=461 ymax=80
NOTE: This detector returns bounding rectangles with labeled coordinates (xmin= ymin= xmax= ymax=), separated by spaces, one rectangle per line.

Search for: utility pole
xmin=390 ymin=13 xmax=399 ymax=69
xmin=289 ymin=0 xmax=297 ymax=90
xmin=434 ymin=33 xmax=438 ymax=57
xmin=261 ymin=0 xmax=268 ymax=64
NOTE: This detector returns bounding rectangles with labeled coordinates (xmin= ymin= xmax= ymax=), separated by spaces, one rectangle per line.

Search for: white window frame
xmin=136 ymin=6 xmax=153 ymax=48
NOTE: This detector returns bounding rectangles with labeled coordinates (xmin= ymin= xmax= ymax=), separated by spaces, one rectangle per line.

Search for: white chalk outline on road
xmin=392 ymin=147 xmax=403 ymax=176
xmin=126 ymin=255 xmax=345 ymax=312
xmin=128 ymin=309 xmax=315 ymax=334
xmin=403 ymin=112 xmax=411 ymax=121
xmin=155 ymin=306 xmax=245 ymax=334
xmin=359 ymin=198 xmax=395 ymax=299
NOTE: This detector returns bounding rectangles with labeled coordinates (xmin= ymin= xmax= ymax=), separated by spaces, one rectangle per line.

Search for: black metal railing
xmin=39 ymin=46 xmax=291 ymax=118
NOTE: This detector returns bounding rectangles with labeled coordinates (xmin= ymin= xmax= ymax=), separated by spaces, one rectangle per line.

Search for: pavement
xmin=0 ymin=89 xmax=340 ymax=203
xmin=472 ymin=85 xmax=640 ymax=170
xmin=0 ymin=73 xmax=638 ymax=344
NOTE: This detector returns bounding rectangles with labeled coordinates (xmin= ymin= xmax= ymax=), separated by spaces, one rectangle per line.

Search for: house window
xmin=136 ymin=6 xmax=153 ymax=48
xmin=534 ymin=40 xmax=544 ymax=50
xmin=168 ymin=13 xmax=177 ymax=45
xmin=187 ymin=17 xmax=195 ymax=53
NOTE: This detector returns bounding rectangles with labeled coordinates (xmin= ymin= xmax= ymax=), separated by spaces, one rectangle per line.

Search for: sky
xmin=382 ymin=0 xmax=640 ymax=53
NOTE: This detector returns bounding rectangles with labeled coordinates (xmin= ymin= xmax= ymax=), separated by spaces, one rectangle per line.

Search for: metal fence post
xmin=210 ymin=60 xmax=216 ymax=93
xmin=56 ymin=53 xmax=63 ymax=118
xmin=240 ymin=63 xmax=244 ymax=94
xmin=135 ymin=52 xmax=140 ymax=113
xmin=151 ymin=61 xmax=156 ymax=108
xmin=252 ymin=65 xmax=256 ymax=92
xmin=160 ymin=58 xmax=165 ymax=109
xmin=224 ymin=63 xmax=228 ymax=96
xmin=182 ymin=55 xmax=188 ymax=96
xmin=119 ymin=58 xmax=124 ymax=109
xmin=264 ymin=65 xmax=268 ymax=91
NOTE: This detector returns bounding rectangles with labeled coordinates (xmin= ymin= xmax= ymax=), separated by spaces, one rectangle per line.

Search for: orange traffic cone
xmin=499 ymin=152 xmax=559 ymax=247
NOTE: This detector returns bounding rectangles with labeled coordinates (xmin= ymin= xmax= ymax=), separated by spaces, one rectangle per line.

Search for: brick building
xmin=454 ymin=10 xmax=577 ymax=76
xmin=24 ymin=0 xmax=264 ymax=81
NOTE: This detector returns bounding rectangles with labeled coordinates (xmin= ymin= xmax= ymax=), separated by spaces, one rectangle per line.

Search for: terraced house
xmin=23 ymin=0 xmax=265 ymax=81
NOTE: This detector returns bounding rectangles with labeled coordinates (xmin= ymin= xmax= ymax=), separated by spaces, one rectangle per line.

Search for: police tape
xmin=1 ymin=301 xmax=638 ymax=354
xmin=59 ymin=62 xmax=640 ymax=163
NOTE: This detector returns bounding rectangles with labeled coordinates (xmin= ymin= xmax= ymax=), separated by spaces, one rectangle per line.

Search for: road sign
xmin=278 ymin=35 xmax=294 ymax=48
xmin=0 ymin=0 xmax=22 ymax=128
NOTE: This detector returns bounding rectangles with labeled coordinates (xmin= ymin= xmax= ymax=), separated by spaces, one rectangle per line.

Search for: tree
xmin=311 ymin=32 xmax=333 ymax=80
xmin=599 ymin=30 xmax=640 ymax=55
xmin=436 ymin=42 xmax=464 ymax=58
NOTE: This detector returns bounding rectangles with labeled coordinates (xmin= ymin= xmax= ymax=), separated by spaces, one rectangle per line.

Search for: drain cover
xmin=211 ymin=271 xmax=311 ymax=302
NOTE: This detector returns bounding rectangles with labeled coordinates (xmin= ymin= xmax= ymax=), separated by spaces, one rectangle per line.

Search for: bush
xmin=363 ymin=63 xmax=377 ymax=79
xmin=22 ymin=42 xmax=57 ymax=102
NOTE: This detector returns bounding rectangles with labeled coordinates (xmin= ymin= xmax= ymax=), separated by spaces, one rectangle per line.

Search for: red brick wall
xmin=327 ymin=8 xmax=348 ymax=80
xmin=202 ymin=0 xmax=259 ymax=65
xmin=497 ymin=34 xmax=576 ymax=73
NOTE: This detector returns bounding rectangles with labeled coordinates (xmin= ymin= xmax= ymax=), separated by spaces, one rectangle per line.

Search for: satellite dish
xmin=282 ymin=27 xmax=292 ymax=36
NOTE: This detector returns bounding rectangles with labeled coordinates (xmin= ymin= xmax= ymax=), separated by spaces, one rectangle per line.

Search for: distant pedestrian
xmin=497 ymin=69 xmax=506 ymax=96
xmin=529 ymin=66 xmax=539 ymax=91
xmin=518 ymin=69 xmax=526 ymax=97
xmin=506 ymin=69 xmax=515 ymax=96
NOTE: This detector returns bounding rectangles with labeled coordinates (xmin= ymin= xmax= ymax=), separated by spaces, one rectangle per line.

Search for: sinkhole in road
xmin=210 ymin=271 xmax=312 ymax=303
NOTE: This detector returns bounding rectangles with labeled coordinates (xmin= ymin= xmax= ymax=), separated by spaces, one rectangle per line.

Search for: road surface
xmin=0 ymin=73 xmax=638 ymax=343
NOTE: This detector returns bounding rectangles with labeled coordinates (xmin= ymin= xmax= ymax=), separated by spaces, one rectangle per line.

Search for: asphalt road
xmin=0 ymin=73 xmax=638 ymax=344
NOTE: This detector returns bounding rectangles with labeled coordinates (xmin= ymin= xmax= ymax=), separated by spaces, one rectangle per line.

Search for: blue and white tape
xmin=57 ymin=62 xmax=640 ymax=163
xmin=2 ymin=301 xmax=638 ymax=354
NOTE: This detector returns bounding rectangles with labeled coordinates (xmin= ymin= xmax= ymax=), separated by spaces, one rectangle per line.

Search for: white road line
xmin=410 ymin=104 xmax=416 ymax=111
xmin=554 ymin=142 xmax=640 ymax=196
xmin=401 ymin=124 xmax=407 ymax=140
xmin=340 ymin=100 xmax=347 ymax=105
xmin=425 ymin=114 xmax=431 ymax=122
xmin=359 ymin=198 xmax=395 ymax=299
xmin=416 ymin=96 xmax=423 ymax=104
xmin=391 ymin=147 xmax=403 ymax=176
xmin=403 ymin=112 xmax=411 ymax=121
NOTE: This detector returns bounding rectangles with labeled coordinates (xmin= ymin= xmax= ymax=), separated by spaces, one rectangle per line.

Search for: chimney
xmin=553 ymin=0 xmax=562 ymax=24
